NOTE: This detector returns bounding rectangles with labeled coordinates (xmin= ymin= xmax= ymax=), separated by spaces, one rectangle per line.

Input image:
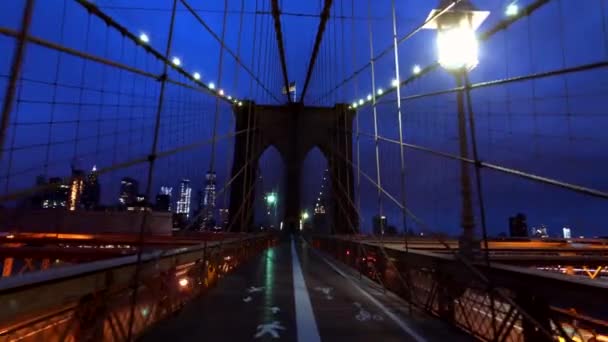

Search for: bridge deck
xmin=140 ymin=237 xmax=466 ymax=341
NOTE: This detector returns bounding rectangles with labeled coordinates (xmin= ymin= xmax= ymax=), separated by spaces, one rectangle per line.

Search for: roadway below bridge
xmin=140 ymin=236 xmax=466 ymax=342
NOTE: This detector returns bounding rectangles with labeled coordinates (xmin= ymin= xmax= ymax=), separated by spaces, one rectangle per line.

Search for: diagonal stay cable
xmin=313 ymin=0 xmax=461 ymax=104
xmin=327 ymin=142 xmax=556 ymax=340
xmin=72 ymin=0 xmax=231 ymax=104
xmin=179 ymin=0 xmax=280 ymax=103
xmin=0 ymin=129 xmax=253 ymax=204
xmin=317 ymin=0 xmax=551 ymax=104
xmin=355 ymin=131 xmax=608 ymax=200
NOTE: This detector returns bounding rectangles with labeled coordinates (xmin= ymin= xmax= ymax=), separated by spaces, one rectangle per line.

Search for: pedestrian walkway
xmin=140 ymin=237 xmax=468 ymax=341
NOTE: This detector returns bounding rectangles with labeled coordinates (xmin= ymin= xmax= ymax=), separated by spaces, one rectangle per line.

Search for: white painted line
xmin=291 ymin=238 xmax=321 ymax=342
xmin=320 ymin=253 xmax=428 ymax=342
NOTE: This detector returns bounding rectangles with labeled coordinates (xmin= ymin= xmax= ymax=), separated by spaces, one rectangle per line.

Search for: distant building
xmin=372 ymin=215 xmax=388 ymax=235
xmin=176 ymin=179 xmax=192 ymax=219
xmin=43 ymin=177 xmax=69 ymax=209
xmin=508 ymin=213 xmax=528 ymax=237
xmin=81 ymin=165 xmax=100 ymax=210
xmin=31 ymin=175 xmax=47 ymax=208
xmin=562 ymin=227 xmax=572 ymax=239
xmin=126 ymin=194 xmax=149 ymax=211
xmin=531 ymin=224 xmax=549 ymax=238
xmin=219 ymin=208 xmax=229 ymax=229
xmin=119 ymin=177 xmax=138 ymax=207
xmin=155 ymin=186 xmax=172 ymax=212
xmin=201 ymin=171 xmax=216 ymax=229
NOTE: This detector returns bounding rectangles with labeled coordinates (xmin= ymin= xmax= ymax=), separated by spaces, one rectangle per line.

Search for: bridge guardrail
xmin=312 ymin=235 xmax=608 ymax=342
xmin=0 ymin=233 xmax=276 ymax=341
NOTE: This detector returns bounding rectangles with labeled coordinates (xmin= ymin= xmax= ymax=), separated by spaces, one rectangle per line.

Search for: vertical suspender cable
xmin=223 ymin=0 xmax=246 ymax=219
xmin=367 ymin=0 xmax=383 ymax=234
xmin=42 ymin=0 xmax=67 ymax=176
xmin=390 ymin=0 xmax=409 ymax=239
xmin=208 ymin=0 xmax=229 ymax=176
xmin=0 ymin=0 xmax=35 ymax=161
xmin=126 ymin=0 xmax=178 ymax=339
xmin=352 ymin=0 xmax=362 ymax=229
xmin=241 ymin=0 xmax=260 ymax=231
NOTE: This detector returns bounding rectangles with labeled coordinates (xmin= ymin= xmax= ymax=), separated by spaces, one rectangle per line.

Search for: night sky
xmin=1 ymin=0 xmax=607 ymax=237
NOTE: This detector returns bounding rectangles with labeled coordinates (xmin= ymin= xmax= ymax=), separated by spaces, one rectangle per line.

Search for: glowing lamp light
xmin=227 ymin=95 xmax=232 ymax=100
xmin=238 ymin=101 xmax=243 ymax=106
xmin=219 ymin=89 xmax=224 ymax=96
xmin=366 ymin=94 xmax=372 ymax=101
xmin=301 ymin=211 xmax=309 ymax=220
xmin=178 ymin=277 xmax=189 ymax=287
xmin=391 ymin=78 xmax=400 ymax=87
xmin=171 ymin=57 xmax=181 ymax=67
xmin=139 ymin=33 xmax=149 ymax=44
xmin=412 ymin=65 xmax=422 ymax=75
xmin=423 ymin=0 xmax=489 ymax=72
xmin=266 ymin=193 xmax=277 ymax=204
xmin=505 ymin=3 xmax=518 ymax=17
xmin=352 ymin=101 xmax=358 ymax=108
xmin=193 ymin=72 xmax=201 ymax=81
xmin=377 ymin=88 xmax=383 ymax=96
xmin=209 ymin=82 xmax=216 ymax=90
xmin=358 ymin=99 xmax=364 ymax=105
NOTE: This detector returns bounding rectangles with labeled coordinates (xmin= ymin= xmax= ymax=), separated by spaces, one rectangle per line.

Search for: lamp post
xmin=424 ymin=0 xmax=489 ymax=258
xmin=299 ymin=211 xmax=309 ymax=232
xmin=265 ymin=192 xmax=278 ymax=228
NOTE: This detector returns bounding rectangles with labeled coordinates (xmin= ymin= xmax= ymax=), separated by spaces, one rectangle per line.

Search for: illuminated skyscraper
xmin=201 ymin=171 xmax=216 ymax=229
xmin=176 ymin=179 xmax=192 ymax=218
xmin=82 ymin=165 xmax=100 ymax=209
xmin=68 ymin=169 xmax=85 ymax=211
xmin=119 ymin=177 xmax=138 ymax=207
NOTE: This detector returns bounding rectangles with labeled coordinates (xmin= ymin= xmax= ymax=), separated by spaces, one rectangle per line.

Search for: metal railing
xmin=0 ymin=234 xmax=276 ymax=341
xmin=312 ymin=235 xmax=608 ymax=342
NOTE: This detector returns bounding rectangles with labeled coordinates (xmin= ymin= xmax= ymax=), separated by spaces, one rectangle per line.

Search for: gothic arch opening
xmin=253 ymin=145 xmax=285 ymax=230
xmin=301 ymin=147 xmax=331 ymax=233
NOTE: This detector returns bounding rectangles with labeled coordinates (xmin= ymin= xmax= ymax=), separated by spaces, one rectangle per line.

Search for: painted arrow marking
xmin=314 ymin=286 xmax=334 ymax=300
xmin=247 ymin=286 xmax=265 ymax=293
xmin=353 ymin=302 xmax=383 ymax=322
xmin=254 ymin=321 xmax=286 ymax=338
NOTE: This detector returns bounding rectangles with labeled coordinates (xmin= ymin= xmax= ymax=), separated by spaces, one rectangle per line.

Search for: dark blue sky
xmin=1 ymin=0 xmax=607 ymax=237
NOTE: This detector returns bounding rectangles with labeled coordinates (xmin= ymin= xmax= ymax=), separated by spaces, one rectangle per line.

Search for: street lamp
xmin=425 ymin=0 xmax=489 ymax=258
xmin=301 ymin=211 xmax=309 ymax=221
xmin=139 ymin=33 xmax=149 ymax=44
xmin=505 ymin=3 xmax=519 ymax=17
xmin=423 ymin=0 xmax=489 ymax=71
xmin=193 ymin=72 xmax=201 ymax=81
xmin=266 ymin=193 xmax=277 ymax=205
xmin=171 ymin=56 xmax=181 ymax=67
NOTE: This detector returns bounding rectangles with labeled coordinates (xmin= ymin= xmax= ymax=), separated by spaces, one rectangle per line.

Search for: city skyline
xmin=0 ymin=0 xmax=606 ymax=237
